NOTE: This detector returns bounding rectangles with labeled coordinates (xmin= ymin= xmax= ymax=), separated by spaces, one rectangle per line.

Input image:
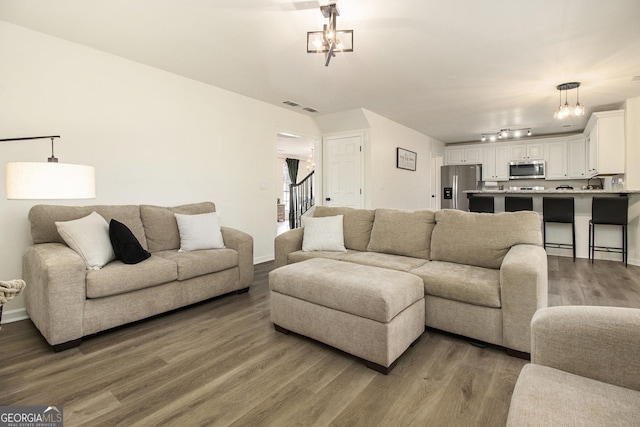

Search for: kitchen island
xmin=465 ymin=189 xmax=640 ymax=262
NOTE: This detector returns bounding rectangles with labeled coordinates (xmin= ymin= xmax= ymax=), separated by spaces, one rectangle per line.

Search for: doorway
xmin=276 ymin=132 xmax=317 ymax=235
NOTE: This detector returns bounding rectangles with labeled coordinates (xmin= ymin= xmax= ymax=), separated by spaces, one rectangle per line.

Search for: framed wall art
xmin=396 ymin=147 xmax=416 ymax=171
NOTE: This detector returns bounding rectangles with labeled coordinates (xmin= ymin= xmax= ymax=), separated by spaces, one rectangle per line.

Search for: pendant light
xmin=554 ymin=82 xmax=585 ymax=119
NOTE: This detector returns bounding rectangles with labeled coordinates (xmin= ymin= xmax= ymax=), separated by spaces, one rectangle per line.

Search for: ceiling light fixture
xmin=1 ymin=136 xmax=95 ymax=199
xmin=480 ymin=128 xmax=532 ymax=142
xmin=553 ymin=82 xmax=585 ymax=119
xmin=307 ymin=3 xmax=353 ymax=67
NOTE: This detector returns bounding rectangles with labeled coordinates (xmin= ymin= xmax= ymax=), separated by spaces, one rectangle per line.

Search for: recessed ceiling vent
xmin=561 ymin=123 xmax=574 ymax=128
xmin=632 ymin=76 xmax=640 ymax=83
xmin=282 ymin=101 xmax=319 ymax=113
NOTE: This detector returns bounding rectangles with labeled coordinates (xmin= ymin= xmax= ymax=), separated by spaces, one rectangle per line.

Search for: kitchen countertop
xmin=465 ymin=189 xmax=640 ymax=194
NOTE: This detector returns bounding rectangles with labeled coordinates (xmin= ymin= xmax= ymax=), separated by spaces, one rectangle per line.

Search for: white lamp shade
xmin=6 ymin=162 xmax=95 ymax=199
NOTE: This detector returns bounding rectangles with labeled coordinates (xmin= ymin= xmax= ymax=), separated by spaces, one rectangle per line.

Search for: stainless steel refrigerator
xmin=441 ymin=164 xmax=482 ymax=211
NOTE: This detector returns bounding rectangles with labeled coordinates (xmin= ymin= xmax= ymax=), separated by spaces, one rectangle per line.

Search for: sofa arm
xmin=274 ymin=228 xmax=304 ymax=269
xmin=221 ymin=227 xmax=254 ymax=288
xmin=531 ymin=305 xmax=640 ymax=391
xmin=500 ymin=244 xmax=548 ymax=353
xmin=23 ymin=243 xmax=87 ymax=346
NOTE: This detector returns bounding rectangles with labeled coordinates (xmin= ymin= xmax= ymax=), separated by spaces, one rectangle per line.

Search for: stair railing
xmin=289 ymin=170 xmax=315 ymax=229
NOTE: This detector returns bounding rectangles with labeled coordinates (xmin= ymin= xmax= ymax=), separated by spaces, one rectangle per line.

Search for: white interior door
xmin=323 ymin=134 xmax=363 ymax=208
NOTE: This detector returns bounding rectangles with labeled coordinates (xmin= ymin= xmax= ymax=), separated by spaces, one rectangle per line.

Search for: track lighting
xmin=480 ymin=128 xmax=532 ymax=142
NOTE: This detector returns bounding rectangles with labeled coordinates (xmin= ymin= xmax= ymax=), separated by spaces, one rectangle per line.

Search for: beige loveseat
xmin=24 ymin=202 xmax=253 ymax=351
xmin=275 ymin=206 xmax=548 ymax=354
xmin=507 ymin=306 xmax=640 ymax=425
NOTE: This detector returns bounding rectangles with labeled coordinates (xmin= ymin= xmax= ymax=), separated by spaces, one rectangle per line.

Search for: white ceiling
xmin=2 ymin=0 xmax=640 ymax=144
xmin=276 ymin=133 xmax=315 ymax=158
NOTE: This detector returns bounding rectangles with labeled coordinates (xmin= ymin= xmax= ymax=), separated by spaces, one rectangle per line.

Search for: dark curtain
xmin=286 ymin=158 xmax=299 ymax=185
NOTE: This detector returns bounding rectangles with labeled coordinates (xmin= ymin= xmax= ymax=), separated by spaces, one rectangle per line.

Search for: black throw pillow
xmin=109 ymin=219 xmax=151 ymax=264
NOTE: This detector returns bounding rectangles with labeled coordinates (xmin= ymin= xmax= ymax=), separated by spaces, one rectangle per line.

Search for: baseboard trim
xmin=0 ymin=308 xmax=29 ymax=324
xmin=551 ymin=252 xmax=639 ymax=267
xmin=254 ymin=255 xmax=274 ymax=264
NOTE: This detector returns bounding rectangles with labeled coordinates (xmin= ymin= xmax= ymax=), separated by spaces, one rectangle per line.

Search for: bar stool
xmin=505 ymin=196 xmax=533 ymax=212
xmin=542 ymin=197 xmax=575 ymax=261
xmin=589 ymin=196 xmax=628 ymax=266
xmin=469 ymin=196 xmax=494 ymax=213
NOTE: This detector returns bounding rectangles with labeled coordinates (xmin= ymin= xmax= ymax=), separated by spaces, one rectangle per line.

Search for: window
xmin=282 ymin=162 xmax=291 ymax=207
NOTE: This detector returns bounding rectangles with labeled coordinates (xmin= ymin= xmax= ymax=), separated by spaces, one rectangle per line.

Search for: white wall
xmin=0 ymin=21 xmax=320 ymax=317
xmin=363 ymin=110 xmax=440 ymax=210
xmin=314 ymin=108 xmax=444 ymax=210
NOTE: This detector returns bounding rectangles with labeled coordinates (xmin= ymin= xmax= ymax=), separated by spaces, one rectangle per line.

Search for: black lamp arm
xmin=0 ymin=135 xmax=61 ymax=162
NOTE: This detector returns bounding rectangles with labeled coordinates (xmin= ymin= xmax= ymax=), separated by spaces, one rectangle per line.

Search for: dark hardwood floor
xmin=1 ymin=256 xmax=639 ymax=426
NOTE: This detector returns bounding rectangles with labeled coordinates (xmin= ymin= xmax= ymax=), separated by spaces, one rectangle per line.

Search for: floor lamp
xmin=2 ymin=135 xmax=95 ymax=199
xmin=1 ymin=135 xmax=95 ymax=326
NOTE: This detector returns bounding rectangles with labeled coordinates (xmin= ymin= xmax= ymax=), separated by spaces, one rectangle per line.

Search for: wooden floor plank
xmin=0 ymin=256 xmax=638 ymax=427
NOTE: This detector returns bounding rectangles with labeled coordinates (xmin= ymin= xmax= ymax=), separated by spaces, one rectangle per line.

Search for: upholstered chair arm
xmin=274 ymin=228 xmax=304 ymax=268
xmin=500 ymin=244 xmax=548 ymax=353
xmin=531 ymin=305 xmax=640 ymax=391
xmin=221 ymin=227 xmax=254 ymax=288
xmin=23 ymin=243 xmax=87 ymax=346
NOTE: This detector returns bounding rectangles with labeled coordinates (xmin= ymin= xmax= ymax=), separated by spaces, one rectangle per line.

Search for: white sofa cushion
xmin=55 ymin=211 xmax=115 ymax=270
xmin=140 ymin=202 xmax=215 ymax=252
xmin=302 ymin=215 xmax=346 ymax=252
xmin=175 ymin=212 xmax=225 ymax=252
xmin=313 ymin=206 xmax=375 ymax=251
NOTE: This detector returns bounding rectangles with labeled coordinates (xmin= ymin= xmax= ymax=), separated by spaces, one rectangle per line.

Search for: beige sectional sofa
xmin=24 ymin=202 xmax=253 ymax=351
xmin=507 ymin=306 xmax=640 ymax=425
xmin=274 ymin=206 xmax=548 ymax=354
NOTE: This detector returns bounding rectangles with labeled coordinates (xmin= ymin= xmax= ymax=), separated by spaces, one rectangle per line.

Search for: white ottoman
xmin=269 ymin=258 xmax=425 ymax=374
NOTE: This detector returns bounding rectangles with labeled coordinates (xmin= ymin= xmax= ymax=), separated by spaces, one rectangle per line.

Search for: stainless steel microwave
xmin=509 ymin=160 xmax=545 ymax=180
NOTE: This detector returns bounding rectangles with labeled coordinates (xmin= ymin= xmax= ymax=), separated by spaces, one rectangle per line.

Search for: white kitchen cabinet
xmin=481 ymin=145 xmax=509 ymax=181
xmin=544 ymin=140 xmax=568 ymax=180
xmin=585 ymin=110 xmax=625 ymax=177
xmin=509 ymin=142 xmax=544 ymax=161
xmin=494 ymin=146 xmax=509 ymax=180
xmin=568 ymin=136 xmax=586 ymax=179
xmin=482 ymin=147 xmax=496 ymax=180
xmin=445 ymin=146 xmax=482 ymax=164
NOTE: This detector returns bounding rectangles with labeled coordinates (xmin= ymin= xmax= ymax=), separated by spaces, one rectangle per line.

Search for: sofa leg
xmin=467 ymin=338 xmax=488 ymax=348
xmin=52 ymin=338 xmax=82 ymax=352
xmin=364 ymin=359 xmax=397 ymax=375
xmin=236 ymin=287 xmax=250 ymax=294
xmin=273 ymin=324 xmax=290 ymax=335
xmin=506 ymin=348 xmax=531 ymax=361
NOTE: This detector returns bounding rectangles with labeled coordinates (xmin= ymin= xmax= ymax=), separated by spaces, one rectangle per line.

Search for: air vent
xmin=282 ymin=101 xmax=319 ymax=113
xmin=632 ymin=76 xmax=640 ymax=83
xmin=561 ymin=124 xmax=573 ymax=128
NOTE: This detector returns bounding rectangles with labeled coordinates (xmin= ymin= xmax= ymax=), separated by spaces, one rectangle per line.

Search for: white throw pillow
xmin=302 ymin=215 xmax=346 ymax=252
xmin=55 ymin=211 xmax=116 ymax=270
xmin=174 ymin=212 xmax=225 ymax=252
